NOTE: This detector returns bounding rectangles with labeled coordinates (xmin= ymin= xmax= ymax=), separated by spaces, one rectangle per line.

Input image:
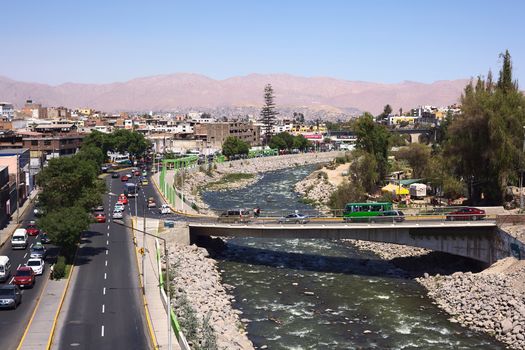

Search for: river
xmin=202 ymin=166 xmax=504 ymax=349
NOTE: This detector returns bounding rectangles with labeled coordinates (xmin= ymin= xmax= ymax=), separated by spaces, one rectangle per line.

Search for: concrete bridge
xmin=188 ymin=220 xmax=524 ymax=265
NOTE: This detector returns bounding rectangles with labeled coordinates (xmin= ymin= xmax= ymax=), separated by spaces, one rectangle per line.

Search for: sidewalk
xmin=135 ymin=217 xmax=180 ymax=350
xmin=152 ymin=171 xmax=198 ymax=215
xmin=19 ymin=277 xmax=70 ymax=350
xmin=0 ymin=190 xmax=39 ymax=247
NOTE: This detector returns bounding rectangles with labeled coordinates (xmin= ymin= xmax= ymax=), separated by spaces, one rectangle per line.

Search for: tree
xmin=38 ymin=206 xmax=92 ymax=259
xmin=111 ymin=129 xmax=150 ymax=159
xmin=348 ymin=151 xmax=379 ymax=193
xmin=293 ymin=134 xmax=311 ymax=151
xmin=82 ymin=130 xmax=113 ymax=160
xmin=353 ymin=113 xmax=391 ymax=181
xmin=37 ymin=156 xmax=105 ymax=213
xmin=259 ymin=84 xmax=279 ymax=145
xmin=221 ymin=137 xmax=249 ymax=158
xmin=444 ymin=51 xmax=525 ymax=204
xmin=395 ymin=143 xmax=431 ymax=178
xmin=377 ymin=104 xmax=393 ymax=121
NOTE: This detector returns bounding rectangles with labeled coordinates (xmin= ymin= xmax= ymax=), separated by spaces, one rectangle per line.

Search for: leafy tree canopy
xmin=222 ymin=136 xmax=250 ymax=158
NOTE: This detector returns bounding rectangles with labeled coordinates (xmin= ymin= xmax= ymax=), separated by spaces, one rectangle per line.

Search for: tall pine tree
xmin=259 ymin=84 xmax=278 ymax=145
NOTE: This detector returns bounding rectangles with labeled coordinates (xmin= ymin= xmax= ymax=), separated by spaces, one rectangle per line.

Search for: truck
xmin=124 ymin=182 xmax=138 ymax=197
xmin=409 ymin=183 xmax=427 ymax=199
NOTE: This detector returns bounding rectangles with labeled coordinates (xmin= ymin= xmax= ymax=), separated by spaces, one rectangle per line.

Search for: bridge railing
xmin=186 ymin=208 xmax=497 ymax=224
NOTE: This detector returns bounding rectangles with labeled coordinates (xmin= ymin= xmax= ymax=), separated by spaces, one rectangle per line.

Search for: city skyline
xmin=1 ymin=0 xmax=524 ymax=85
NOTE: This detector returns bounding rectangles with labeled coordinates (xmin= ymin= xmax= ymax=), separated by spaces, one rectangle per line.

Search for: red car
xmin=12 ymin=266 xmax=35 ymax=288
xmin=134 ymin=170 xmax=141 ymax=176
xmin=95 ymin=213 xmax=106 ymax=223
xmin=26 ymin=223 xmax=40 ymax=236
xmin=121 ymin=175 xmax=129 ymax=182
xmin=446 ymin=207 xmax=486 ymax=221
xmin=118 ymin=194 xmax=128 ymax=205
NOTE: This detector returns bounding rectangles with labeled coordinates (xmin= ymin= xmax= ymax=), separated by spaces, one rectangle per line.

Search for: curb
xmin=131 ymin=218 xmax=160 ymax=350
xmin=0 ymin=191 xmax=39 ymax=248
xmin=16 ymin=272 xmax=51 ymax=350
xmin=45 ymin=261 xmax=76 ymax=349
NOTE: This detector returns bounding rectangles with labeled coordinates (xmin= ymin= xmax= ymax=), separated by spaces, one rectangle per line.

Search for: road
xmin=0 ymin=203 xmax=55 ymax=350
xmin=58 ymin=173 xmax=150 ymax=350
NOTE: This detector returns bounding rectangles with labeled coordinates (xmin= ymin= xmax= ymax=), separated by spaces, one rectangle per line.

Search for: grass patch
xmin=206 ymin=173 xmax=254 ymax=188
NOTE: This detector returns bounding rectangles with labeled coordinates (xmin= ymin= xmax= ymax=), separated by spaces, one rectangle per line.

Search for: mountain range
xmin=0 ymin=73 xmax=469 ymax=116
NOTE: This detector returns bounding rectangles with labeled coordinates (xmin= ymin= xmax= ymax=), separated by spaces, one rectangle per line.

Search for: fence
xmin=155 ymin=238 xmax=191 ymax=350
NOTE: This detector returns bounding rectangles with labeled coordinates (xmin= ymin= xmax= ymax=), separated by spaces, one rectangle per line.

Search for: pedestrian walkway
xmin=19 ymin=277 xmax=69 ymax=350
xmin=0 ymin=190 xmax=39 ymax=247
xmin=152 ymin=171 xmax=198 ymax=215
xmin=135 ymin=217 xmax=181 ymax=350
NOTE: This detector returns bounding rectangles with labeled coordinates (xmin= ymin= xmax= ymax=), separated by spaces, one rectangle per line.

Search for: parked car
xmin=25 ymin=223 xmax=40 ymax=236
xmin=38 ymin=232 xmax=51 ymax=244
xmin=373 ymin=210 xmax=405 ymax=223
xmin=278 ymin=213 xmax=310 ymax=224
xmin=121 ymin=175 xmax=129 ymax=182
xmin=30 ymin=243 xmax=47 ymax=260
xmin=26 ymin=258 xmax=45 ymax=275
xmin=12 ymin=266 xmax=35 ymax=288
xmin=0 ymin=256 xmax=12 ymax=282
xmin=0 ymin=285 xmax=22 ymax=309
xmin=159 ymin=204 xmax=171 ymax=215
xmin=147 ymin=197 xmax=156 ymax=208
xmin=112 ymin=210 xmax=123 ymax=219
xmin=95 ymin=213 xmax=106 ymax=223
xmin=111 ymin=172 xmax=120 ymax=179
xmin=446 ymin=207 xmax=486 ymax=221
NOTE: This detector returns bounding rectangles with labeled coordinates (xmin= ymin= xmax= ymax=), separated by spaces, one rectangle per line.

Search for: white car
xmin=26 ymin=258 xmax=45 ymax=275
xmin=114 ymin=203 xmax=125 ymax=212
xmin=159 ymin=204 xmax=171 ymax=215
xmin=112 ymin=210 xmax=124 ymax=219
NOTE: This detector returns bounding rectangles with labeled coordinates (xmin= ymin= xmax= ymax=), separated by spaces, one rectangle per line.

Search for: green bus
xmin=343 ymin=202 xmax=393 ymax=222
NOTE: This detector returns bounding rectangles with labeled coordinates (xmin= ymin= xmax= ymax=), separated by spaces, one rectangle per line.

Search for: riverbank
xmin=179 ymin=152 xmax=341 ymax=213
xmin=345 ymin=238 xmax=525 ymax=349
xmin=169 ymin=241 xmax=254 ymax=350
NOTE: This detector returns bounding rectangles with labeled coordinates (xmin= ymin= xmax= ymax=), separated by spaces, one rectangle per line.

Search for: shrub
xmin=53 ymin=256 xmax=66 ymax=279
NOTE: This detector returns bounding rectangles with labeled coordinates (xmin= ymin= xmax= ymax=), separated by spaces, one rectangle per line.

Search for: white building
xmin=0 ymin=103 xmax=14 ymax=120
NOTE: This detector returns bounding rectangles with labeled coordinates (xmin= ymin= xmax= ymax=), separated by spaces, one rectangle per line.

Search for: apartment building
xmin=194 ymin=121 xmax=260 ymax=148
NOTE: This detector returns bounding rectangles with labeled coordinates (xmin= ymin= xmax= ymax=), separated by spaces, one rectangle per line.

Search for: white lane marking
xmin=107 ymin=224 xmax=110 ymax=230
xmin=30 ymin=243 xmax=33 ymax=248
xmin=102 ymin=304 xmax=105 ymax=313
xmin=107 ymin=232 xmax=109 ymax=237
xmin=103 ymin=287 xmax=106 ymax=295
xmin=9 ymin=277 xmax=14 ymax=284
xmin=105 ymin=249 xmax=108 ymax=255
xmin=104 ymin=272 xmax=107 ymax=279
xmin=101 ymin=325 xmax=104 ymax=337
xmin=105 ymin=260 xmax=107 ymax=267
xmin=106 ymin=240 xmax=109 ymax=245
xmin=23 ymin=253 xmax=27 ymax=258
xmin=17 ymin=264 xmax=21 ymax=269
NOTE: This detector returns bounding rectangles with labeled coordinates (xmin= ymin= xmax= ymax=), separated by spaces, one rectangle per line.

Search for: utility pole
xmin=142 ymin=198 xmax=146 ymax=295
xmin=521 ymin=126 xmax=525 ymax=211
xmin=15 ymin=153 xmax=19 ymax=224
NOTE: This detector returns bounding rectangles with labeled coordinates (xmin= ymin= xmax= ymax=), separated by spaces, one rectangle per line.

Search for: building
xmin=0 ymin=103 xmax=14 ymax=120
xmin=0 ymin=166 xmax=10 ymax=228
xmin=47 ymin=106 xmax=71 ymax=119
xmin=194 ymin=121 xmax=260 ymax=148
xmin=0 ymin=149 xmax=31 ymax=213
xmin=22 ymin=100 xmax=47 ymax=119
xmin=21 ymin=132 xmax=85 ymax=161
xmin=0 ymin=130 xmax=23 ymax=149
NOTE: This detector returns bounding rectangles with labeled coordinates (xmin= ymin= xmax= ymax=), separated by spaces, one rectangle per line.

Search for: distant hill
xmin=0 ymin=73 xmax=469 ymax=116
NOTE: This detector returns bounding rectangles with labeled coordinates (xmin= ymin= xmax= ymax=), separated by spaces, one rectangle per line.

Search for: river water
xmin=202 ymin=166 xmax=504 ymax=349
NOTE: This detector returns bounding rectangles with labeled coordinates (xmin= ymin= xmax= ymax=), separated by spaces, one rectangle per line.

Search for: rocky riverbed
xmin=418 ymin=258 xmax=525 ymax=350
xmin=169 ymin=242 xmax=254 ymax=350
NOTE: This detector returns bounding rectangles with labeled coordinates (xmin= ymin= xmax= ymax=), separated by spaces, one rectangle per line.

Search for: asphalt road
xmin=0 ymin=203 xmax=55 ymax=350
xmin=58 ymin=174 xmax=150 ymax=350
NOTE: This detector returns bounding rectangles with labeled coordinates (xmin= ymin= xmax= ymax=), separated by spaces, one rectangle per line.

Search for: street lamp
xmin=114 ymin=220 xmax=172 ymax=350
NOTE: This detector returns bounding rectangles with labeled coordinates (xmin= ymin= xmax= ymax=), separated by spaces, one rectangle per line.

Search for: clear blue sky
xmin=2 ymin=0 xmax=524 ymax=85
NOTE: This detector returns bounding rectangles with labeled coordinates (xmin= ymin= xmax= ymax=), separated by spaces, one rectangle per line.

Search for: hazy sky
xmin=2 ymin=0 xmax=524 ymax=85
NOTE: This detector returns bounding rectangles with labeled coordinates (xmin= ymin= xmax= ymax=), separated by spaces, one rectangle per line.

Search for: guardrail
xmin=155 ymin=239 xmax=190 ymax=350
